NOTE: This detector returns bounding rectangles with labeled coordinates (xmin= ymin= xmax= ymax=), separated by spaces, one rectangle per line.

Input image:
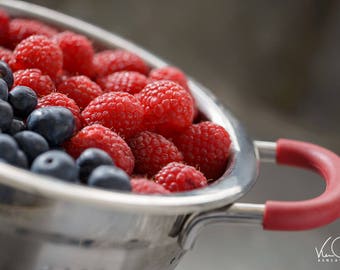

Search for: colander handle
xmin=261 ymin=139 xmax=340 ymax=230
xmin=179 ymin=139 xmax=340 ymax=250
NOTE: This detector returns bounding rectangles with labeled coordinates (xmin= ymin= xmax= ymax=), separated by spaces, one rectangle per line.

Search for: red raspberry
xmin=173 ymin=122 xmax=231 ymax=180
xmin=0 ymin=46 xmax=13 ymax=64
xmin=64 ymin=124 xmax=134 ymax=174
xmin=37 ymin=93 xmax=82 ymax=131
xmin=54 ymin=70 xmax=71 ymax=88
xmin=154 ymin=162 xmax=208 ymax=192
xmin=13 ymin=68 xmax=55 ymax=96
xmin=138 ymin=80 xmax=194 ymax=131
xmin=97 ymin=71 xmax=148 ymax=94
xmin=7 ymin=19 xmax=58 ymax=48
xmin=82 ymin=92 xmax=144 ymax=139
xmin=57 ymin=76 xmax=103 ymax=110
xmin=148 ymin=66 xmax=199 ymax=119
xmin=149 ymin=66 xmax=189 ymax=91
xmin=128 ymin=131 xmax=183 ymax=176
xmin=131 ymin=178 xmax=170 ymax=194
xmin=13 ymin=69 xmax=56 ymax=97
xmin=93 ymin=50 xmax=149 ymax=77
xmin=53 ymin=31 xmax=94 ymax=77
xmin=13 ymin=35 xmax=63 ymax=79
xmin=0 ymin=9 xmax=9 ymax=46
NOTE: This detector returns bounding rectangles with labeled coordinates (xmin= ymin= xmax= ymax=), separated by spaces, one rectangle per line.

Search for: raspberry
xmin=7 ymin=19 xmax=58 ymax=49
xmin=149 ymin=66 xmax=189 ymax=91
xmin=54 ymin=70 xmax=71 ymax=88
xmin=148 ymin=66 xmax=199 ymax=119
xmin=0 ymin=47 xmax=13 ymax=64
xmin=53 ymin=31 xmax=94 ymax=77
xmin=97 ymin=71 xmax=148 ymax=94
xmin=37 ymin=93 xmax=82 ymax=131
xmin=154 ymin=162 xmax=208 ymax=192
xmin=13 ymin=69 xmax=56 ymax=97
xmin=138 ymin=80 xmax=194 ymax=131
xmin=57 ymin=76 xmax=102 ymax=110
xmin=82 ymin=92 xmax=144 ymax=138
xmin=128 ymin=131 xmax=183 ymax=176
xmin=173 ymin=122 xmax=231 ymax=180
xmin=93 ymin=50 xmax=149 ymax=77
xmin=64 ymin=124 xmax=134 ymax=174
xmin=13 ymin=35 xmax=63 ymax=79
xmin=131 ymin=178 xmax=170 ymax=194
xmin=0 ymin=9 xmax=9 ymax=46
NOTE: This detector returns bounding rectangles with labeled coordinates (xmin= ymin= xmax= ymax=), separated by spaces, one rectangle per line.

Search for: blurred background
xmin=25 ymin=0 xmax=340 ymax=269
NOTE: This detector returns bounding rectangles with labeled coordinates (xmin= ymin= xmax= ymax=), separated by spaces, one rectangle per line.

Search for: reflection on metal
xmin=179 ymin=203 xmax=264 ymax=250
xmin=255 ymin=141 xmax=277 ymax=163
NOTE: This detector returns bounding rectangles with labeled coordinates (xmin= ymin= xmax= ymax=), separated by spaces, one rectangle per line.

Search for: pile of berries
xmin=0 ymin=9 xmax=232 ymax=195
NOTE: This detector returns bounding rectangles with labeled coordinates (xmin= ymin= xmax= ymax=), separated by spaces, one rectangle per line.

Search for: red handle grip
xmin=263 ymin=139 xmax=340 ymax=230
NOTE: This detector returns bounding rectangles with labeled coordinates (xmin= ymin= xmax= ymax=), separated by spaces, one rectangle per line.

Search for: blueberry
xmin=27 ymin=106 xmax=75 ymax=146
xmin=0 ymin=61 xmax=13 ymax=89
xmin=31 ymin=150 xmax=78 ymax=182
xmin=11 ymin=150 xmax=28 ymax=169
xmin=4 ymin=118 xmax=26 ymax=135
xmin=14 ymin=131 xmax=49 ymax=164
xmin=0 ymin=100 xmax=13 ymax=131
xmin=50 ymin=146 xmax=66 ymax=152
xmin=0 ymin=78 xmax=8 ymax=101
xmin=0 ymin=133 xmax=19 ymax=163
xmin=88 ymin=165 xmax=131 ymax=191
xmin=0 ymin=145 xmax=29 ymax=169
xmin=76 ymin=148 xmax=114 ymax=183
xmin=8 ymin=86 xmax=38 ymax=118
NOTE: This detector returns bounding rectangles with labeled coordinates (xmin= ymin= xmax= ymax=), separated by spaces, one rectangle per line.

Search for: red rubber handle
xmin=263 ymin=139 xmax=340 ymax=230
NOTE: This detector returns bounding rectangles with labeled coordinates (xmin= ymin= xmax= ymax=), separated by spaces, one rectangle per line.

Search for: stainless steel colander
xmin=0 ymin=1 xmax=339 ymax=270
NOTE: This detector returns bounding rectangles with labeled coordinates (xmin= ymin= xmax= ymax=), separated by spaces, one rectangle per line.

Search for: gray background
xmin=26 ymin=1 xmax=340 ymax=269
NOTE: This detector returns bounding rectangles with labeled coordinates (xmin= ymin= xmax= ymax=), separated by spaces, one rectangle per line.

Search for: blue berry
xmin=27 ymin=106 xmax=75 ymax=146
xmin=76 ymin=148 xmax=114 ymax=183
xmin=14 ymin=131 xmax=49 ymax=164
xmin=8 ymin=86 xmax=38 ymax=118
xmin=12 ymin=150 xmax=28 ymax=169
xmin=4 ymin=118 xmax=26 ymax=135
xmin=0 ymin=78 xmax=8 ymax=101
xmin=50 ymin=146 xmax=66 ymax=152
xmin=0 ymin=100 xmax=13 ymax=131
xmin=31 ymin=150 xmax=78 ymax=182
xmin=0 ymin=133 xmax=19 ymax=163
xmin=0 ymin=61 xmax=13 ymax=89
xmin=88 ymin=165 xmax=131 ymax=191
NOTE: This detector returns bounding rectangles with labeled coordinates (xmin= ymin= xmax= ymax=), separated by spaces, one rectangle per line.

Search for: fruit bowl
xmin=0 ymin=1 xmax=339 ymax=270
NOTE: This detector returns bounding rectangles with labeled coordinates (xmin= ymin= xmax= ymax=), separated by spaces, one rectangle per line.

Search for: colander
xmin=0 ymin=1 xmax=339 ymax=270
